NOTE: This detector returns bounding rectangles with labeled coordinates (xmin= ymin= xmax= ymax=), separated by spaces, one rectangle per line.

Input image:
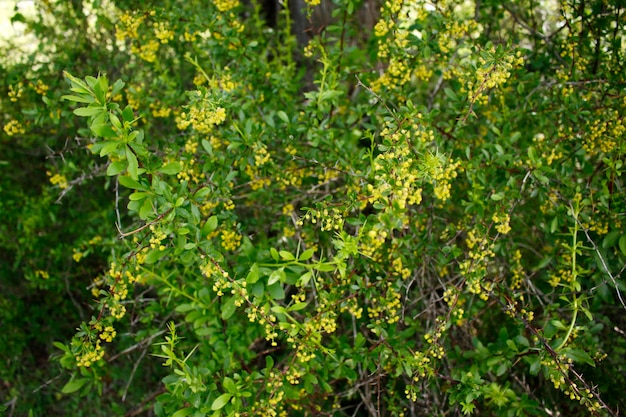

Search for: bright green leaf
xmin=211 ymin=393 xmax=232 ymax=411
xmin=61 ymin=377 xmax=89 ymax=394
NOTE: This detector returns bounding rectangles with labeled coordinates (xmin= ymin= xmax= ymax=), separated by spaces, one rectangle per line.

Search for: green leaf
xmin=122 ymin=105 xmax=134 ymax=123
xmin=61 ymin=94 xmax=94 ymax=104
xmin=61 ymin=377 xmax=89 ymax=394
xmin=111 ymin=79 xmax=125 ymax=97
xmin=279 ymin=250 xmax=295 ymax=261
xmin=126 ymin=146 xmax=139 ymax=180
xmin=202 ymin=216 xmax=218 ymax=236
xmin=99 ymin=141 xmax=120 ymax=156
xmin=297 ymin=271 xmax=312 ymax=286
xmin=171 ymin=408 xmax=192 ymax=417
xmin=52 ymin=341 xmax=69 ymax=352
xmin=563 ymin=348 xmax=595 ymax=367
xmin=277 ymin=110 xmax=289 ymax=123
xmin=602 ymin=231 xmax=620 ymax=248
xmin=145 ymin=248 xmax=168 ymax=264
xmin=91 ymin=123 xmax=118 ymax=138
xmin=107 ymin=161 xmax=127 ymax=176
xmin=268 ymin=268 xmax=285 ymax=285
xmin=109 ymin=112 xmax=123 ymax=131
xmin=270 ymin=247 xmax=279 ymax=261
xmin=619 ymin=235 xmax=626 ymax=257
xmin=139 ymin=198 xmax=153 ymax=219
xmin=299 ymin=248 xmax=315 ymax=261
xmin=490 ymin=192 xmax=504 ymax=201
xmin=223 ymin=377 xmax=237 ymax=394
xmin=158 ymin=162 xmax=183 ymax=175
xmin=246 ymin=263 xmax=260 ymax=284
xmin=221 ymin=296 xmax=237 ymax=320
xmin=271 ymin=305 xmax=286 ymax=314
xmin=128 ymin=191 xmax=150 ymax=201
xmin=201 ymin=138 xmax=212 ymax=154
xmin=211 ymin=393 xmax=232 ymax=410
xmin=288 ymin=302 xmax=308 ymax=312
xmin=118 ymin=175 xmax=144 ymax=190
xmin=74 ymin=106 xmax=104 ymax=117
xmin=267 ymin=283 xmax=285 ymax=300
xmin=444 ymin=87 xmax=457 ymax=101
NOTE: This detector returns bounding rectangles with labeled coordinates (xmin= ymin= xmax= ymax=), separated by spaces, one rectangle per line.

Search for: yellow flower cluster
xmin=34 ymin=79 xmax=49 ymax=95
xmin=531 ymin=132 xmax=564 ymax=167
xmin=585 ymin=219 xmax=608 ymax=235
xmin=184 ymin=138 xmax=198 ymax=154
xmin=48 ymin=171 xmax=68 ymax=189
xmin=213 ymin=271 xmax=232 ymax=297
xmin=76 ymin=340 xmax=104 ymax=367
xmin=131 ymin=39 xmax=160 ymax=63
xmin=150 ymin=102 xmax=172 ymax=118
xmin=547 ymin=250 xmax=575 ymax=287
xmin=359 ymin=226 xmax=388 ymax=260
xmin=367 ymin=282 xmax=402 ymax=326
xmin=282 ymin=203 xmax=294 ymax=216
xmin=467 ymin=49 xmax=524 ymax=103
xmin=8 ymin=83 xmax=23 ymax=102
xmin=300 ymin=207 xmax=344 ymax=232
xmin=72 ymin=248 xmax=83 ymax=262
xmin=178 ymin=99 xmax=226 ymax=133
xmin=177 ymin=158 xmax=202 ymax=184
xmin=200 ymin=200 xmax=219 ymax=217
xmin=35 ymin=270 xmax=50 ymax=280
xmin=99 ymin=326 xmax=117 ymax=342
xmin=3 ymin=120 xmax=25 ymax=136
xmin=221 ymin=229 xmax=242 ymax=251
xmin=108 ymin=300 xmax=127 ymax=319
xmin=253 ymin=143 xmax=271 ymax=166
xmin=419 ymin=150 xmax=461 ymax=202
xmin=582 ymin=111 xmax=623 ymax=156
xmin=214 ymin=0 xmax=239 ymax=12
xmin=339 ymin=297 xmax=363 ymax=319
xmin=149 ymin=226 xmax=167 ymax=250
xmin=115 ymin=11 xmax=145 ymax=42
xmin=366 ymin=126 xmax=425 ymax=217
xmin=153 ymin=21 xmax=175 ymax=43
xmin=209 ymin=68 xmax=237 ymax=92
xmin=459 ymin=228 xmax=496 ymax=299
xmin=223 ymin=198 xmax=235 ymax=211
xmin=510 ymin=249 xmax=524 ymax=290
xmin=492 ymin=212 xmax=511 ymax=235
xmin=274 ymin=163 xmax=307 ymax=190
xmin=391 ymin=257 xmax=411 ymax=279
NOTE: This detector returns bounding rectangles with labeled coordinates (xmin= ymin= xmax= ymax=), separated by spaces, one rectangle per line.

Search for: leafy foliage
xmin=1 ymin=0 xmax=626 ymax=416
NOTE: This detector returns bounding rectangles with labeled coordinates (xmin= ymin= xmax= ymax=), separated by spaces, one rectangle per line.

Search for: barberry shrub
xmin=1 ymin=0 xmax=625 ymax=416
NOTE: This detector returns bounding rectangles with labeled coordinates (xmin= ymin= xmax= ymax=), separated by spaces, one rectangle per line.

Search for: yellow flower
xmin=72 ymin=249 xmax=83 ymax=262
xmin=3 ymin=120 xmax=26 ymax=136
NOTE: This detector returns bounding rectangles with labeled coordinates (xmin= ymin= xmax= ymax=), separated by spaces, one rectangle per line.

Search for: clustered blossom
xmin=34 ymin=79 xmax=49 ymax=95
xmin=153 ymin=21 xmax=175 ymax=43
xmin=47 ymin=171 xmax=68 ymax=189
xmin=466 ymin=48 xmax=524 ymax=104
xmin=214 ymin=0 xmax=239 ymax=12
xmin=131 ymin=39 xmax=160 ymax=63
xmin=177 ymin=91 xmax=227 ymax=133
xmin=492 ymin=212 xmax=511 ymax=235
xmin=221 ymin=229 xmax=242 ymax=251
xmin=8 ymin=82 xmax=23 ymax=102
xmin=76 ymin=340 xmax=104 ymax=367
xmin=3 ymin=119 xmax=25 ymax=136
xmin=582 ymin=110 xmax=624 ymax=156
xmin=115 ymin=10 xmax=146 ymax=42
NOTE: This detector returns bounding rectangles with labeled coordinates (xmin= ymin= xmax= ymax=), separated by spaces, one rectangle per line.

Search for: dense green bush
xmin=1 ymin=0 xmax=625 ymax=416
